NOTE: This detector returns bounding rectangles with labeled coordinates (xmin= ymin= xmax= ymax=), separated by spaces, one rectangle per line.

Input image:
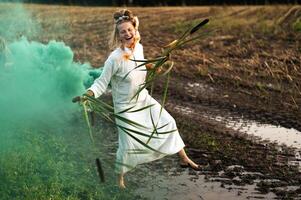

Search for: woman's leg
xmin=178 ymin=148 xmax=200 ymax=169
xmin=118 ymin=173 xmax=126 ymax=189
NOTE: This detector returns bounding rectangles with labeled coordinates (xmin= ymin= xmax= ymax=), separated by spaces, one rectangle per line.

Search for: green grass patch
xmin=0 ymin=124 xmax=140 ymax=200
xmin=293 ymin=18 xmax=301 ymax=32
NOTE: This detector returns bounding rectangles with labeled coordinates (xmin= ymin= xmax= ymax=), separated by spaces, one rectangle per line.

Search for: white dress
xmin=88 ymin=43 xmax=185 ymax=174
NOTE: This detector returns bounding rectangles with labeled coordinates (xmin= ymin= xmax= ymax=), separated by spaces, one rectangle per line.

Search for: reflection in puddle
xmin=214 ymin=116 xmax=301 ymax=149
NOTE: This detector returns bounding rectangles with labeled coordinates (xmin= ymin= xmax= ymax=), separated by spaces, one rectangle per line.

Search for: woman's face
xmin=117 ymin=21 xmax=136 ymax=48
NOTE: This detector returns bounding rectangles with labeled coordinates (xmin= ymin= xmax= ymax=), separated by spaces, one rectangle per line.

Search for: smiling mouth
xmin=125 ymin=36 xmax=133 ymax=41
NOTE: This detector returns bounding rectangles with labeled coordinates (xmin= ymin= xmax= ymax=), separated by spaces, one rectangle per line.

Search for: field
xmin=1 ymin=4 xmax=301 ymax=199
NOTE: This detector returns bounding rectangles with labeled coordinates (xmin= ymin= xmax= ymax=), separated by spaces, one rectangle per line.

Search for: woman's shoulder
xmin=136 ymin=42 xmax=143 ymax=50
xmin=107 ymin=48 xmax=123 ymax=62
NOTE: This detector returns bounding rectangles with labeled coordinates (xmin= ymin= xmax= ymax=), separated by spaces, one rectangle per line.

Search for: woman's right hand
xmin=72 ymin=90 xmax=94 ymax=103
xmin=85 ymin=90 xmax=95 ymax=98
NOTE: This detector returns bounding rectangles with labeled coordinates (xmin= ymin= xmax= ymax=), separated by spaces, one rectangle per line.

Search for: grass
xmin=293 ymin=18 xmax=301 ymax=31
xmin=0 ymin=123 xmax=141 ymax=200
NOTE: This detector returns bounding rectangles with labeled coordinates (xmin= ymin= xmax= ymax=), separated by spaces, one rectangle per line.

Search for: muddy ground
xmin=5 ymin=4 xmax=301 ymax=199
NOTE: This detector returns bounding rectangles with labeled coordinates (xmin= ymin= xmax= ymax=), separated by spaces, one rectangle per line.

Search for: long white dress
xmin=88 ymin=43 xmax=185 ymax=174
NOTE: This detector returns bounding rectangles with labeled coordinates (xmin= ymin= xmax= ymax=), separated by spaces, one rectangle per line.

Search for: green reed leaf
xmin=156 ymin=128 xmax=178 ymax=134
xmin=130 ymin=83 xmax=149 ymax=101
xmin=122 ymin=62 xmax=147 ymax=81
xmin=177 ymin=29 xmax=217 ymax=48
xmin=146 ymin=108 xmax=159 ymax=144
xmin=160 ymin=71 xmax=170 ymax=115
xmin=116 ymin=124 xmax=163 ymax=139
xmin=92 ymin=107 xmax=113 ymax=122
xmin=116 ymin=105 xmax=137 ymax=114
xmin=159 ymin=61 xmax=174 ymax=77
xmin=83 ymin=102 xmax=94 ymax=144
xmin=84 ymin=95 xmax=114 ymax=111
xmin=128 ymin=104 xmax=155 ymax=113
xmin=156 ymin=122 xmax=170 ymax=130
xmin=122 ymin=56 xmax=167 ymax=81
xmin=129 ymin=56 xmax=167 ymax=63
xmin=119 ymin=126 xmax=162 ymax=153
xmin=150 ymin=80 xmax=155 ymax=96
xmin=114 ymin=114 xmax=148 ymax=129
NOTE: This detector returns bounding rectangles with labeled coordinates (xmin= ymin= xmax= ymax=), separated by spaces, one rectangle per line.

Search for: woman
xmin=84 ymin=9 xmax=201 ymax=189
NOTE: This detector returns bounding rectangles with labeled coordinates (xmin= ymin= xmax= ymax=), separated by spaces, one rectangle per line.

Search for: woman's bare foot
xmin=119 ymin=181 xmax=126 ymax=189
xmin=180 ymin=158 xmax=201 ymax=170
xmin=178 ymin=149 xmax=201 ymax=170
xmin=118 ymin=174 xmax=126 ymax=189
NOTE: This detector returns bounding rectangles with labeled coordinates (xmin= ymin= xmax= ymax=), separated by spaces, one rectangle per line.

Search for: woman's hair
xmin=108 ymin=9 xmax=140 ymax=50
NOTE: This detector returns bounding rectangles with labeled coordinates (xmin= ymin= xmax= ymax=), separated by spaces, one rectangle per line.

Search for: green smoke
xmin=0 ymin=36 xmax=139 ymax=199
xmin=0 ymin=2 xmax=140 ymax=199
xmin=0 ymin=37 xmax=93 ymax=128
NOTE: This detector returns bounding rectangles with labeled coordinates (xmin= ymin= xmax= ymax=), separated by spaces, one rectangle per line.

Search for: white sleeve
xmin=88 ymin=57 xmax=118 ymax=98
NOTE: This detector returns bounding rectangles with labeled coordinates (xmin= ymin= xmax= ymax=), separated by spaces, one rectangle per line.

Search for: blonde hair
xmin=108 ymin=9 xmax=140 ymax=50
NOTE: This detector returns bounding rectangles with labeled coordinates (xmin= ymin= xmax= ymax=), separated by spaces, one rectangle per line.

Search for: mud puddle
xmin=132 ymin=155 xmax=277 ymax=200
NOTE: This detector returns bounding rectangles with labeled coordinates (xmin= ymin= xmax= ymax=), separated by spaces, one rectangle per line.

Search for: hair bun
xmin=113 ymin=9 xmax=134 ymax=22
xmin=123 ymin=10 xmax=132 ymax=17
xmin=113 ymin=12 xmax=122 ymax=20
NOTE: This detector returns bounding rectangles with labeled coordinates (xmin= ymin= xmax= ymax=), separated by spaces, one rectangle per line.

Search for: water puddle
xmin=213 ymin=115 xmax=301 ymax=172
xmin=184 ymin=82 xmax=215 ymax=98
xmin=133 ymin=155 xmax=277 ymax=200
xmin=214 ymin=115 xmax=301 ymax=149
xmin=173 ymin=104 xmax=301 ymax=172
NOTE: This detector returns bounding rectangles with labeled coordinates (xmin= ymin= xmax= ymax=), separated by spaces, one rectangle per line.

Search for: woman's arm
xmin=88 ymin=56 xmax=118 ymax=98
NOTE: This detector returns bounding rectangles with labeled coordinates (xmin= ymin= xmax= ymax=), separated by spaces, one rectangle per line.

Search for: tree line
xmin=18 ymin=0 xmax=301 ymax=6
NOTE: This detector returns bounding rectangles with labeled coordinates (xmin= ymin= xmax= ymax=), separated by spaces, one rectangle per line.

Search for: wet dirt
xmin=151 ymin=75 xmax=301 ymax=199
